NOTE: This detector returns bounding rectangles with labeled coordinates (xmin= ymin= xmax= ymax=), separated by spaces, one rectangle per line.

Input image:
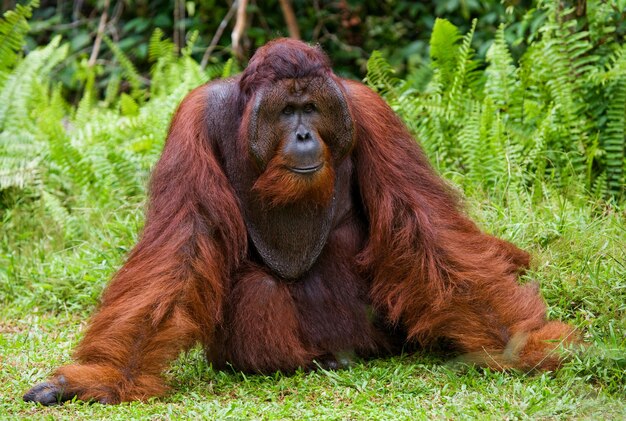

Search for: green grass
xmin=1 ymin=184 xmax=625 ymax=420
xmin=2 ymin=319 xmax=625 ymax=420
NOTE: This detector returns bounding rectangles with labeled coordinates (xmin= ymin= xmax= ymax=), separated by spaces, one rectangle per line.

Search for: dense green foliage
xmin=368 ymin=2 xmax=626 ymax=200
xmin=16 ymin=0 xmax=557 ymax=82
xmin=1 ymin=1 xmax=625 ymax=418
xmin=12 ymin=0 xmax=625 ymax=99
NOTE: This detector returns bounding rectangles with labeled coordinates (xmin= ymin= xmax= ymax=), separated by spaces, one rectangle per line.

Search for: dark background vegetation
xmin=5 ymin=0 xmax=622 ymax=95
xmin=12 ymin=0 xmax=544 ymax=76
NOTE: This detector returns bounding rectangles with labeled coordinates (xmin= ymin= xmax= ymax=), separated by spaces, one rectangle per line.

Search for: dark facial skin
xmin=247 ymin=76 xmax=354 ymax=173
xmin=279 ymin=100 xmax=323 ymax=174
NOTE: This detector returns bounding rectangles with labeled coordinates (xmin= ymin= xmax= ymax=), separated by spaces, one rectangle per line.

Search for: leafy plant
xmin=0 ymin=0 xmax=38 ymax=81
xmin=366 ymin=6 xmax=626 ymax=200
xmin=0 ymin=2 xmax=233 ymax=310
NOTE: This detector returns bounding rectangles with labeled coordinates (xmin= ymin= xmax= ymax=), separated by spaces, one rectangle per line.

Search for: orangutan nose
xmin=284 ymin=133 xmax=323 ymax=174
xmin=296 ymin=130 xmax=311 ymax=141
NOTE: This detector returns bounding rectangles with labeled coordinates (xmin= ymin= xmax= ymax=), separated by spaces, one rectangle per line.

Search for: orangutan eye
xmin=282 ymin=105 xmax=295 ymax=115
xmin=303 ymin=103 xmax=316 ymax=113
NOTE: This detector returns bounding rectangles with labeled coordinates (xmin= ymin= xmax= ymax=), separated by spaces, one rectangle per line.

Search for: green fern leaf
xmin=429 ymin=18 xmax=461 ymax=90
xmin=602 ymin=77 xmax=626 ymax=197
xmin=103 ymin=36 xmax=144 ymax=100
xmin=0 ymin=36 xmax=67 ymax=131
xmin=0 ymin=0 xmax=38 ymax=80
xmin=365 ymin=50 xmax=399 ymax=96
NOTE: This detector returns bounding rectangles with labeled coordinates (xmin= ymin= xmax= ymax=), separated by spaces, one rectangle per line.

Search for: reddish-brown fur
xmin=252 ymin=144 xmax=335 ymax=208
xmin=24 ymin=39 xmax=577 ymax=405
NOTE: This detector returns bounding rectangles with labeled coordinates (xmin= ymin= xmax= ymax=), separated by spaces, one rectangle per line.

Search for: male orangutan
xmin=24 ymin=39 xmax=576 ymax=405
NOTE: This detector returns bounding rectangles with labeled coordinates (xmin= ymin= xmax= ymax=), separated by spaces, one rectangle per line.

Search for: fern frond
xmin=0 ymin=0 xmax=38 ymax=81
xmin=0 ymin=131 xmax=41 ymax=190
xmin=597 ymin=44 xmax=626 ymax=197
xmin=74 ymin=59 xmax=99 ymax=126
xmin=448 ymin=19 xmax=479 ymax=108
xmin=41 ymin=189 xmax=70 ymax=229
xmin=519 ymin=6 xmax=600 ymax=184
xmin=364 ymin=50 xmax=400 ymax=96
xmin=119 ymin=93 xmax=139 ymax=116
xmin=485 ymin=25 xmax=517 ymax=111
xmin=0 ymin=36 xmax=67 ymax=132
xmin=429 ymin=18 xmax=461 ymax=90
xmin=148 ymin=28 xmax=175 ymax=63
xmin=602 ymin=77 xmax=625 ymax=197
xmin=457 ymin=100 xmax=483 ymax=179
xmin=104 ymin=71 xmax=122 ymax=106
xmin=221 ymin=58 xmax=238 ymax=78
xmin=182 ymin=30 xmax=199 ymax=58
xmin=103 ymin=36 xmax=144 ymax=100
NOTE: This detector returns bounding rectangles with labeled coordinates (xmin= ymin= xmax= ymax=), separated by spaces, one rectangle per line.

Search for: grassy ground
xmin=1 ymin=185 xmax=625 ymax=420
xmin=2 ymin=314 xmax=625 ymax=420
